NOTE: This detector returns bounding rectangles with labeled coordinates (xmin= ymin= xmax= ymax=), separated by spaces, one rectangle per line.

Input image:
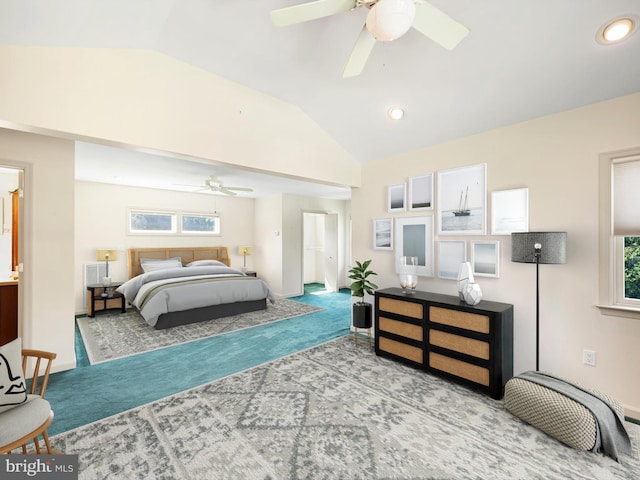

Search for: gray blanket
xmin=518 ymin=371 xmax=631 ymax=461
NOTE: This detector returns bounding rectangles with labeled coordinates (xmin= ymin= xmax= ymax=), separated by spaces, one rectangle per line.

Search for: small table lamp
xmin=238 ymin=246 xmax=252 ymax=272
xmin=96 ymin=249 xmax=118 ymax=286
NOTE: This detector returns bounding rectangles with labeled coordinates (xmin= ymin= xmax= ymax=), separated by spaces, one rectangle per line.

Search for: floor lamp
xmin=511 ymin=232 xmax=567 ymax=371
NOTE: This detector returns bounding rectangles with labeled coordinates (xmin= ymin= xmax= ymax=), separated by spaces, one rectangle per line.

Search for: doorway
xmin=302 ymin=211 xmax=338 ymax=293
xmin=0 ymin=166 xmax=21 ymax=345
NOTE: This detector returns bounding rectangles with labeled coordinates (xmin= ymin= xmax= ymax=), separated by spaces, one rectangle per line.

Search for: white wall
xmin=351 ymin=93 xmax=640 ymax=416
xmin=74 ymin=181 xmax=255 ymax=313
xmin=0 ymin=128 xmax=76 ymax=371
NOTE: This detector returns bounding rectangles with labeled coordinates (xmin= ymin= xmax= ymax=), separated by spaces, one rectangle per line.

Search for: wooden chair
xmin=0 ymin=349 xmax=57 ymax=454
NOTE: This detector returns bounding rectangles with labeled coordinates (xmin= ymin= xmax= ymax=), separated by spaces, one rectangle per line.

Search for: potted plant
xmin=348 ymin=259 xmax=378 ymax=328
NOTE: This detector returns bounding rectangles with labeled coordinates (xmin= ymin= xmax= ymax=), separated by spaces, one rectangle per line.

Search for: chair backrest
xmin=21 ymin=349 xmax=56 ymax=397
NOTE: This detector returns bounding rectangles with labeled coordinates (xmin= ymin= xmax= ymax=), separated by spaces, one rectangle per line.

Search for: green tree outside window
xmin=625 ymin=236 xmax=640 ymax=300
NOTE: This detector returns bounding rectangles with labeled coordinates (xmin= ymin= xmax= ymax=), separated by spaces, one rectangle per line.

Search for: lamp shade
xmin=238 ymin=246 xmax=252 ymax=256
xmin=96 ymin=249 xmax=118 ymax=262
xmin=366 ymin=0 xmax=416 ymax=42
xmin=511 ymin=232 xmax=567 ymax=264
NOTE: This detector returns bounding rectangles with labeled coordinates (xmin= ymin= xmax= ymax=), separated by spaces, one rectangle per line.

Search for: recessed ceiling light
xmin=597 ymin=16 xmax=637 ymax=45
xmin=388 ymin=107 xmax=405 ymax=120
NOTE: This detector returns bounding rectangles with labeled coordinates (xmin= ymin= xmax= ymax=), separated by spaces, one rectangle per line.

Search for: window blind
xmin=613 ymin=156 xmax=640 ymax=236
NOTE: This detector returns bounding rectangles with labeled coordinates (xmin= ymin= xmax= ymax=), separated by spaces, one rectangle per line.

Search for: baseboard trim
xmin=623 ymin=404 xmax=640 ymax=423
xmin=51 ymin=359 xmax=77 ymax=374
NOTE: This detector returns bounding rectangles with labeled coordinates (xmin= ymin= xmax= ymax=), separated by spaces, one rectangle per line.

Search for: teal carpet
xmin=46 ymin=285 xmax=352 ymax=436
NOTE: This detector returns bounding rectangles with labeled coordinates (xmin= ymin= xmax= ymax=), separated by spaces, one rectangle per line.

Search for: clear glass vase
xmin=399 ymin=256 xmax=418 ymax=294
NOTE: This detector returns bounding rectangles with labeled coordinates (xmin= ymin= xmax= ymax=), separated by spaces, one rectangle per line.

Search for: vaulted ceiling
xmin=1 ymin=0 xmax=639 ymax=197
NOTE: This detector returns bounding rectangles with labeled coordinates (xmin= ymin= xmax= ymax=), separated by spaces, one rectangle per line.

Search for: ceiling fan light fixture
xmin=597 ymin=16 xmax=637 ymax=44
xmin=387 ymin=106 xmax=405 ymax=120
xmin=366 ymin=0 xmax=416 ymax=42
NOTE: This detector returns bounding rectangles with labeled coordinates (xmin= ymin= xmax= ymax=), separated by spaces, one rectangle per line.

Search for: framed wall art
xmin=394 ymin=215 xmax=434 ymax=277
xmin=472 ymin=240 xmax=500 ymax=278
xmin=387 ymin=183 xmax=406 ymax=213
xmin=373 ymin=217 xmax=393 ymax=250
xmin=409 ymin=173 xmax=434 ymax=211
xmin=438 ymin=240 xmax=467 ymax=280
xmin=491 ymin=188 xmax=529 ymax=235
xmin=437 ymin=163 xmax=487 ymax=235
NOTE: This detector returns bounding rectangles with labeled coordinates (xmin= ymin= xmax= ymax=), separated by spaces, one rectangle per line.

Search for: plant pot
xmin=352 ymin=302 xmax=372 ymax=329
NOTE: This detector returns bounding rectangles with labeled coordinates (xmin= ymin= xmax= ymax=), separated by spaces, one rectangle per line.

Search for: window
xmin=181 ymin=213 xmax=220 ymax=235
xmin=598 ymin=148 xmax=640 ymax=318
xmin=128 ymin=209 xmax=220 ymax=236
xmin=129 ymin=210 xmax=177 ymax=234
xmin=623 ymin=236 xmax=640 ymax=302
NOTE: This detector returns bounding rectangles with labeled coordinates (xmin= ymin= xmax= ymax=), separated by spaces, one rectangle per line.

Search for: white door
xmin=324 ymin=213 xmax=338 ymax=292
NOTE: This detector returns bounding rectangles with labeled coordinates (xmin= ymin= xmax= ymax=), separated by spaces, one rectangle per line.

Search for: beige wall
xmin=0 ymin=46 xmax=360 ymax=190
xmin=352 ymin=92 xmax=640 ymax=416
xmin=74 ymin=181 xmax=255 ymax=313
xmin=0 ymin=128 xmax=76 ymax=371
xmin=255 ymin=194 xmax=350 ymax=297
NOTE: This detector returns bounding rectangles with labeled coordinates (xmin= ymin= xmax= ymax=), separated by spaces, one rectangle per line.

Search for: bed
xmin=117 ymin=246 xmax=275 ymax=329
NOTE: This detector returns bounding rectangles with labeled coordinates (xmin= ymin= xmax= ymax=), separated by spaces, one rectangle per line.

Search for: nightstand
xmin=87 ymin=283 xmax=126 ymax=317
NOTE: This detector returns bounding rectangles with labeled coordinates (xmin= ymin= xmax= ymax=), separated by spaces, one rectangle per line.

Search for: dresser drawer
xmin=429 ymin=329 xmax=489 ymax=360
xmin=429 ymin=352 xmax=490 ymax=387
xmin=379 ymin=337 xmax=423 ymax=364
xmin=379 ymin=297 xmax=423 ymax=319
xmin=379 ymin=316 xmax=423 ymax=341
xmin=429 ymin=306 xmax=489 ymax=334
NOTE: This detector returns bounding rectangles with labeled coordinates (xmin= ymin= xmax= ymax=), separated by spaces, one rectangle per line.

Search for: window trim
xmin=127 ymin=208 xmax=221 ymax=236
xmin=180 ymin=212 xmax=221 ymax=235
xmin=597 ymin=147 xmax=640 ymax=319
xmin=128 ymin=209 xmax=177 ymax=235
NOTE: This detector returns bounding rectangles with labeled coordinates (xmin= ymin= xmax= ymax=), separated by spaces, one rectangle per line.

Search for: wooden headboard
xmin=127 ymin=246 xmax=231 ymax=278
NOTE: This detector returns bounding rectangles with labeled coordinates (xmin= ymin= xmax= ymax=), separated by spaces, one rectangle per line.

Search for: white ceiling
xmin=2 ymin=0 xmax=640 ymax=198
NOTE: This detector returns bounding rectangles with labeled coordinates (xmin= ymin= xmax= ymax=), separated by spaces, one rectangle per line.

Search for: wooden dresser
xmin=375 ymin=288 xmax=513 ymax=399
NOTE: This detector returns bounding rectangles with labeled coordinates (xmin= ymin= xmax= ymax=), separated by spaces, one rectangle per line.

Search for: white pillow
xmin=0 ymin=337 xmax=27 ymax=413
xmin=186 ymin=259 xmax=226 ymax=267
xmin=140 ymin=257 xmax=183 ymax=273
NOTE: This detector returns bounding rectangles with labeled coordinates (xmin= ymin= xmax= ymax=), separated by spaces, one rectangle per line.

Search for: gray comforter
xmin=117 ymin=266 xmax=275 ymax=327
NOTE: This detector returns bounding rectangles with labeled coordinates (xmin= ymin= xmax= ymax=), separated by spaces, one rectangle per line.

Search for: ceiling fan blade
xmin=225 ymin=186 xmax=254 ymax=192
xmin=412 ymin=1 xmax=469 ymax=51
xmin=218 ymin=187 xmax=238 ymax=196
xmin=343 ymin=24 xmax=376 ymax=78
xmin=271 ymin=0 xmax=356 ymax=27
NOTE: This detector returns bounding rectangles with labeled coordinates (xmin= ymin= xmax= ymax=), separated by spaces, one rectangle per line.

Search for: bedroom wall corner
xmin=254 ymin=194 xmax=284 ymax=296
xmin=0 ymin=128 xmax=76 ymax=372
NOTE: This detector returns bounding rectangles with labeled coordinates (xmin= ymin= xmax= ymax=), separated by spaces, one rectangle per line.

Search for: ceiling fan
xmin=270 ymin=0 xmax=469 ymax=78
xmin=179 ymin=176 xmax=254 ymax=196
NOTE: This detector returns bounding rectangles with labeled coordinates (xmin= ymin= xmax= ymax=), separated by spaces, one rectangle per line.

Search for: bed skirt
xmin=153 ymin=299 xmax=267 ymax=329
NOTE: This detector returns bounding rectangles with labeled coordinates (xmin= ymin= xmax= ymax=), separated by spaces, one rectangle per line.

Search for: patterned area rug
xmin=52 ymin=335 xmax=640 ymax=479
xmin=77 ymin=299 xmax=322 ymax=364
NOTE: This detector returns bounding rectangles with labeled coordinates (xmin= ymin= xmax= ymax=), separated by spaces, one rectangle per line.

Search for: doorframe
xmin=301 ymin=209 xmax=339 ymax=294
xmin=0 ymin=160 xmax=29 ymax=342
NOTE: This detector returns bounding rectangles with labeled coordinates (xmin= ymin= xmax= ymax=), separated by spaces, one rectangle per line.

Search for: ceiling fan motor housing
xmin=366 ymin=0 xmax=416 ymax=41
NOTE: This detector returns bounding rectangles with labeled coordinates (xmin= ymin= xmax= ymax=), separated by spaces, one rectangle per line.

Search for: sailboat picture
xmin=437 ymin=164 xmax=487 ymax=235
xmin=453 ymin=186 xmax=471 ymax=216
